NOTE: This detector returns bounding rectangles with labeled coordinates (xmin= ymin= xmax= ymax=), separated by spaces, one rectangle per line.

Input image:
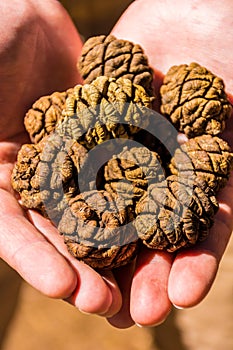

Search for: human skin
xmin=109 ymin=0 xmax=233 ymax=327
xmin=0 ymin=0 xmax=121 ymax=319
xmin=0 ymin=0 xmax=233 ymax=330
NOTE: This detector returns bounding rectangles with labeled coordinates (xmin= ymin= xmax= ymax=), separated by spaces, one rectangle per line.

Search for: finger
xmin=129 ymin=247 xmax=173 ymax=327
xmin=107 ymin=261 xmax=136 ymax=329
xmin=168 ymin=177 xmax=233 ymax=308
xmin=168 ymin=246 xmax=218 ymax=309
xmin=98 ymin=270 xmax=122 ymax=318
xmin=29 ymin=209 xmax=117 ymax=316
xmin=65 ymin=263 xmax=113 ymax=316
xmin=0 ymin=190 xmax=77 ymax=299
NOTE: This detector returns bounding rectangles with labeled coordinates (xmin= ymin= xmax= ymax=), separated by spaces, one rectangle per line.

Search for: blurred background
xmin=1 ymin=1 xmax=233 ymax=350
xmin=60 ymin=0 xmax=133 ymax=39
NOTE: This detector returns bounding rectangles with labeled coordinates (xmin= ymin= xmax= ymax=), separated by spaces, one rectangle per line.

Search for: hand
xmin=0 ymin=0 xmax=122 ymax=318
xmin=2 ymin=0 xmax=233 ymax=331
xmin=107 ymin=0 xmax=233 ymax=327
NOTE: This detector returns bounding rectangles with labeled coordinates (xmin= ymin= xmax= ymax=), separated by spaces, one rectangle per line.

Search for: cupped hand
xmin=2 ymin=0 xmax=233 ymax=331
xmin=108 ymin=0 xmax=233 ymax=327
xmin=0 ymin=0 xmax=122 ymax=318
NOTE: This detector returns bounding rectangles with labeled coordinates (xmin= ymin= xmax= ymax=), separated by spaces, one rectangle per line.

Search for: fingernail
xmin=136 ymin=321 xmax=164 ymax=328
xmin=78 ymin=308 xmax=92 ymax=315
xmin=135 ymin=323 xmax=144 ymax=328
xmin=173 ymin=303 xmax=185 ymax=310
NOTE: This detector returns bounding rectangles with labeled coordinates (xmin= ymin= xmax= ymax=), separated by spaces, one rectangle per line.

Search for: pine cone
xmin=169 ymin=134 xmax=233 ymax=192
xmin=61 ymin=76 xmax=153 ymax=149
xmin=104 ymin=145 xmax=165 ymax=202
xmin=24 ymin=76 xmax=152 ymax=151
xmin=58 ymin=190 xmax=138 ymax=269
xmin=13 ymin=34 xmax=233 ymax=268
xmin=24 ymin=89 xmax=72 ymax=143
xmin=160 ymin=62 xmax=232 ymax=137
xmin=135 ymin=175 xmax=219 ymax=251
xmin=11 ymin=134 xmax=89 ymax=223
xmin=78 ymin=35 xmax=154 ymax=96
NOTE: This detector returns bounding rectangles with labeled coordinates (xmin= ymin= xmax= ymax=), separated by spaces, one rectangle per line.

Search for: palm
xmin=1 ymin=0 xmax=128 ymax=319
xmin=108 ymin=0 xmax=233 ymax=326
xmin=0 ymin=0 xmax=104 ymax=304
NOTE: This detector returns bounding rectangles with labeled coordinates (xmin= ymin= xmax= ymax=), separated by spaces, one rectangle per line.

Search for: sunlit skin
xmin=0 ymin=0 xmax=232 ymax=329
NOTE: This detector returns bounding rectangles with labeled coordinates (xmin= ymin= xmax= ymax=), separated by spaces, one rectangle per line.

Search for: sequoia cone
xmin=78 ymin=34 xmax=154 ymax=95
xmin=169 ymin=134 xmax=233 ymax=193
xmin=11 ymin=36 xmax=233 ymax=268
xmin=135 ymin=175 xmax=219 ymax=251
xmin=160 ymin=62 xmax=232 ymax=137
